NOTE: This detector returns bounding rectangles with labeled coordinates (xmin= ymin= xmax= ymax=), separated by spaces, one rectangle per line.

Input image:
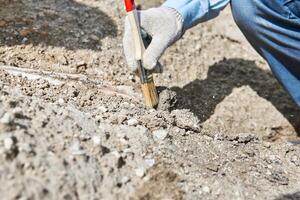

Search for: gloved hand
xmin=123 ymin=7 xmax=183 ymax=72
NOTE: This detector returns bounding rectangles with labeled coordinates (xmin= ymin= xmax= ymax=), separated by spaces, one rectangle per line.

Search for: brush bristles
xmin=141 ymin=81 xmax=159 ymax=108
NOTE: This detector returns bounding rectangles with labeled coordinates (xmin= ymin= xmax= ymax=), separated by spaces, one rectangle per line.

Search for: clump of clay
xmin=171 ymin=109 xmax=201 ymax=132
xmin=157 ymin=88 xmax=177 ymax=111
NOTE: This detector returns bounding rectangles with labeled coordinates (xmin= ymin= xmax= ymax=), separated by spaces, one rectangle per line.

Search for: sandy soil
xmin=0 ymin=0 xmax=300 ymax=199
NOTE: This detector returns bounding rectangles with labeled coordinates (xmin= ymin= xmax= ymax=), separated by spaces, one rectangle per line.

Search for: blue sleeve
xmin=162 ymin=0 xmax=230 ymax=30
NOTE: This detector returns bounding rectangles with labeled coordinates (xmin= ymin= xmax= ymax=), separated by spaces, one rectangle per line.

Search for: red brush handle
xmin=124 ymin=0 xmax=136 ymax=12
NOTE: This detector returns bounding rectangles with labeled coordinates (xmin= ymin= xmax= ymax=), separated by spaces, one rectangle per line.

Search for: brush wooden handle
xmin=125 ymin=2 xmax=145 ymax=61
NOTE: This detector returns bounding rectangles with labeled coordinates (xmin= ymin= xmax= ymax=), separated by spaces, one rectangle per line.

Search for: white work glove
xmin=123 ymin=7 xmax=183 ymax=72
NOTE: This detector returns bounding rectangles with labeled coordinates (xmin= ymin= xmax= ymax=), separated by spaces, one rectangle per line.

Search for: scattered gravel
xmin=0 ymin=0 xmax=299 ymax=199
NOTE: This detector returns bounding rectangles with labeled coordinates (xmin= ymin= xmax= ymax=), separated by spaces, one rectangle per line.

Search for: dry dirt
xmin=0 ymin=0 xmax=300 ymax=199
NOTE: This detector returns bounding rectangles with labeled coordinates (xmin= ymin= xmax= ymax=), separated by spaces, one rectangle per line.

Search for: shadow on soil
xmin=275 ymin=192 xmax=300 ymax=200
xmin=171 ymin=58 xmax=300 ymax=135
xmin=0 ymin=0 xmax=117 ymax=50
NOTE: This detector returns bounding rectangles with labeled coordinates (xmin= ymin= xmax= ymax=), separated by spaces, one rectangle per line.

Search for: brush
xmin=123 ymin=0 xmax=159 ymax=108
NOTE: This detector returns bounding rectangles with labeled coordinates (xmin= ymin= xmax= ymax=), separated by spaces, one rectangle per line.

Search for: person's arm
xmin=123 ymin=0 xmax=230 ymax=71
xmin=163 ymin=0 xmax=230 ymax=30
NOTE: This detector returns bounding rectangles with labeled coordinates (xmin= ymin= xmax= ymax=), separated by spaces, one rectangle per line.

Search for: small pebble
xmin=153 ymin=129 xmax=168 ymax=141
xmin=267 ymin=165 xmax=273 ymax=169
xmin=70 ymin=141 xmax=85 ymax=155
xmin=58 ymin=98 xmax=65 ymax=105
xmin=82 ymin=38 xmax=89 ymax=43
xmin=0 ymin=113 xmax=14 ymax=124
xmin=291 ymin=155 xmax=299 ymax=166
xmin=263 ymin=141 xmax=271 ymax=148
xmin=12 ymin=107 xmax=23 ymax=117
xmin=90 ymin=34 xmax=99 ymax=41
xmin=128 ymin=74 xmax=134 ymax=79
xmin=121 ymin=176 xmax=130 ymax=184
xmin=98 ymin=106 xmax=108 ymax=113
xmin=21 ymin=37 xmax=28 ymax=44
xmin=4 ymin=137 xmax=14 ymax=150
xmin=112 ymin=151 xmax=121 ymax=158
xmin=92 ymin=136 xmax=101 ymax=146
xmin=135 ymin=167 xmax=145 ymax=177
xmin=149 ymin=109 xmax=156 ymax=113
xmin=121 ymin=102 xmax=130 ymax=108
xmin=291 ymin=155 xmax=298 ymax=162
xmin=202 ymin=186 xmax=211 ymax=193
xmin=0 ymin=20 xmax=7 ymax=27
xmin=127 ymin=118 xmax=139 ymax=126
xmin=144 ymin=159 xmax=155 ymax=168
xmin=18 ymin=143 xmax=32 ymax=153
xmin=266 ymin=170 xmax=272 ymax=175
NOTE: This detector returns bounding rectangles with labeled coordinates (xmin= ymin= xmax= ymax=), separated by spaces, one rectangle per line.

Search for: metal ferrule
xmin=137 ymin=60 xmax=153 ymax=84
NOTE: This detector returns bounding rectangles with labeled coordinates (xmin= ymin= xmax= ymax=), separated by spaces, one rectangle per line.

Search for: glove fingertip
xmin=143 ymin=61 xmax=157 ymax=71
xmin=142 ymin=55 xmax=157 ymax=70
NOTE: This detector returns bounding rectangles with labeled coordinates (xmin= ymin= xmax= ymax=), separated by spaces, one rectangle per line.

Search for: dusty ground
xmin=0 ymin=0 xmax=300 ymax=199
